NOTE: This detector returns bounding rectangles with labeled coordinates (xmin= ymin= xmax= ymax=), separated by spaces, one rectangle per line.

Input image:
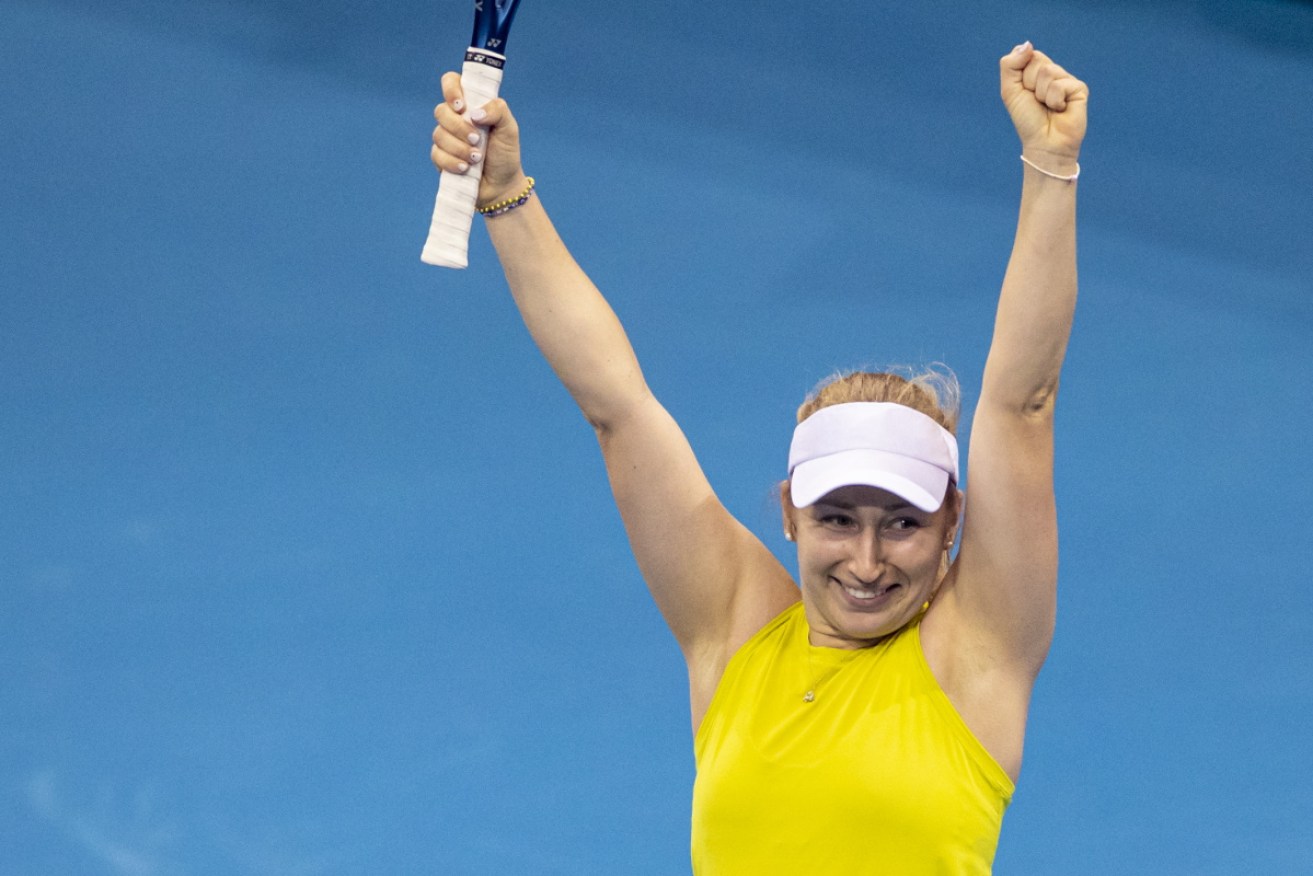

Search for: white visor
xmin=787 ymin=402 xmax=959 ymax=512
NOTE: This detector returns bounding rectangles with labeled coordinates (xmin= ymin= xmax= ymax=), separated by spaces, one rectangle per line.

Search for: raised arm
xmin=429 ymin=76 xmax=797 ymax=707
xmin=939 ymin=44 xmax=1087 ymax=676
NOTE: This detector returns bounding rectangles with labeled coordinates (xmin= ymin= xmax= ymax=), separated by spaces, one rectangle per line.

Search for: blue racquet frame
xmin=470 ymin=0 xmax=522 ymax=54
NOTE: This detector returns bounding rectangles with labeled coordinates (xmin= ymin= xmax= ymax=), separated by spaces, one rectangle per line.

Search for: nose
xmin=847 ymin=528 xmax=885 ymax=585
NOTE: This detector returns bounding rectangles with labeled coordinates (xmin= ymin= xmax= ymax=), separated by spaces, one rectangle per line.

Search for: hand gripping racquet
xmin=421 ymin=0 xmax=524 ymax=268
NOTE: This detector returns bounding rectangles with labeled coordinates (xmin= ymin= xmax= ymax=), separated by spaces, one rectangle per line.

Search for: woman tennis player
xmin=431 ymin=41 xmax=1087 ymax=874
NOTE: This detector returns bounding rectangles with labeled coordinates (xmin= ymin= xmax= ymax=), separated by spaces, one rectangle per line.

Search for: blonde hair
xmin=796 ymin=365 xmax=961 ymax=434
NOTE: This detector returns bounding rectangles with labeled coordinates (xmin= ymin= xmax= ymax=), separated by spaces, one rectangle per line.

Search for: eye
xmin=816 ymin=510 xmax=857 ymax=529
xmin=887 ymin=516 xmax=924 ymax=532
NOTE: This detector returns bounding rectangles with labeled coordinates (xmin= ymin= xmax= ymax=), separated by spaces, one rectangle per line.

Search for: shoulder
xmin=688 ymin=589 xmax=800 ymax=733
xmin=918 ymin=581 xmax=1035 ymax=783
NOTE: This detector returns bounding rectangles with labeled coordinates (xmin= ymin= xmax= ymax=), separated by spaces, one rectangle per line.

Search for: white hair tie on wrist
xmin=1020 ymin=154 xmax=1080 ymax=182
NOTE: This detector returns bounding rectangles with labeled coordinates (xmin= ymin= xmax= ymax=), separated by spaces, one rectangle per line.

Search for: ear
xmin=779 ymin=480 xmax=796 ymax=541
xmin=947 ymin=486 xmax=965 ymax=544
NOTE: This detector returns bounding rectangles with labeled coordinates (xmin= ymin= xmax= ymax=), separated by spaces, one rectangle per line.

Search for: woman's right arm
xmin=431 ymin=76 xmax=798 ymax=698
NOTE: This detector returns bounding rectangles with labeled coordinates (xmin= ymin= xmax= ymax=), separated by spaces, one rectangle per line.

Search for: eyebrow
xmin=814 ymin=497 xmax=917 ymax=512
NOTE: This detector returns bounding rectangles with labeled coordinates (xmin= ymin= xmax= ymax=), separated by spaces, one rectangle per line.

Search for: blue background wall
xmin=4 ymin=0 xmax=1311 ymax=872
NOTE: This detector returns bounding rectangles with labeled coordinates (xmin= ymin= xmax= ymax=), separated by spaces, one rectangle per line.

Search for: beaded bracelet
xmin=478 ymin=177 xmax=537 ymax=217
xmin=1020 ymin=155 xmax=1080 ymax=182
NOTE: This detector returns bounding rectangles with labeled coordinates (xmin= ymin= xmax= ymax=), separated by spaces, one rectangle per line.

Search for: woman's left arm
xmin=949 ymin=43 xmax=1088 ymax=675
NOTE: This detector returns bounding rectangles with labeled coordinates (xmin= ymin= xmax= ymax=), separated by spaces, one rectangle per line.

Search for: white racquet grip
xmin=421 ymin=51 xmax=505 ymax=268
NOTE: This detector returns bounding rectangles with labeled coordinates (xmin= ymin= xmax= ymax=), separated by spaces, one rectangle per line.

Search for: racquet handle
xmin=421 ymin=52 xmax=505 ymax=268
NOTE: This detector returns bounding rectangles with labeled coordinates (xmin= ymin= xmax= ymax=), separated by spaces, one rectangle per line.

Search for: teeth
xmin=844 ymin=586 xmax=878 ymax=600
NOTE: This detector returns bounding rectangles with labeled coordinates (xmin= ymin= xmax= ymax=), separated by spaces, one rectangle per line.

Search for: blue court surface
xmin=4 ymin=0 xmax=1311 ymax=873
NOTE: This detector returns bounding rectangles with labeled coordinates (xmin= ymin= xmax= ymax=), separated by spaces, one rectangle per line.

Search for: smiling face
xmin=784 ymin=483 xmax=960 ymax=649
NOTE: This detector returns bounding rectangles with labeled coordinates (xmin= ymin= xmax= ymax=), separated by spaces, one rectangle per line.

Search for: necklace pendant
xmin=802 ymin=690 xmax=815 ymax=703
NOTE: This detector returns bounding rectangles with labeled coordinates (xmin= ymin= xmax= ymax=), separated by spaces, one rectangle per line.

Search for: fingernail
xmin=1012 ymin=40 xmax=1032 ymax=54
xmin=467 ymin=131 xmax=481 ymax=146
xmin=469 ymin=150 xmax=482 ymax=163
xmin=456 ymin=161 xmax=469 ymax=173
xmin=470 ymin=108 xmax=487 ymax=123
xmin=452 ymin=98 xmax=464 ymax=112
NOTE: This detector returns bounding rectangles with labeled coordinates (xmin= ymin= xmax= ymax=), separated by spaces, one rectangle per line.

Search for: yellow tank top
xmin=691 ymin=602 xmax=1014 ymax=875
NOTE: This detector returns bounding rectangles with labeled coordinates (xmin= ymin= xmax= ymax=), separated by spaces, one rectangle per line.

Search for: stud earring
xmin=784 ymin=531 xmax=795 ymax=541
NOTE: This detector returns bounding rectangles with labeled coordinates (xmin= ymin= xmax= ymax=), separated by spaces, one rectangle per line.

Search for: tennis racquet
xmin=421 ymin=0 xmax=525 ymax=268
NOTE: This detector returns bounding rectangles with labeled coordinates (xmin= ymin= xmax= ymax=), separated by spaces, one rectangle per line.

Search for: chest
xmin=691 ymin=628 xmax=1009 ymax=873
xmin=699 ymin=680 xmax=983 ymax=834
